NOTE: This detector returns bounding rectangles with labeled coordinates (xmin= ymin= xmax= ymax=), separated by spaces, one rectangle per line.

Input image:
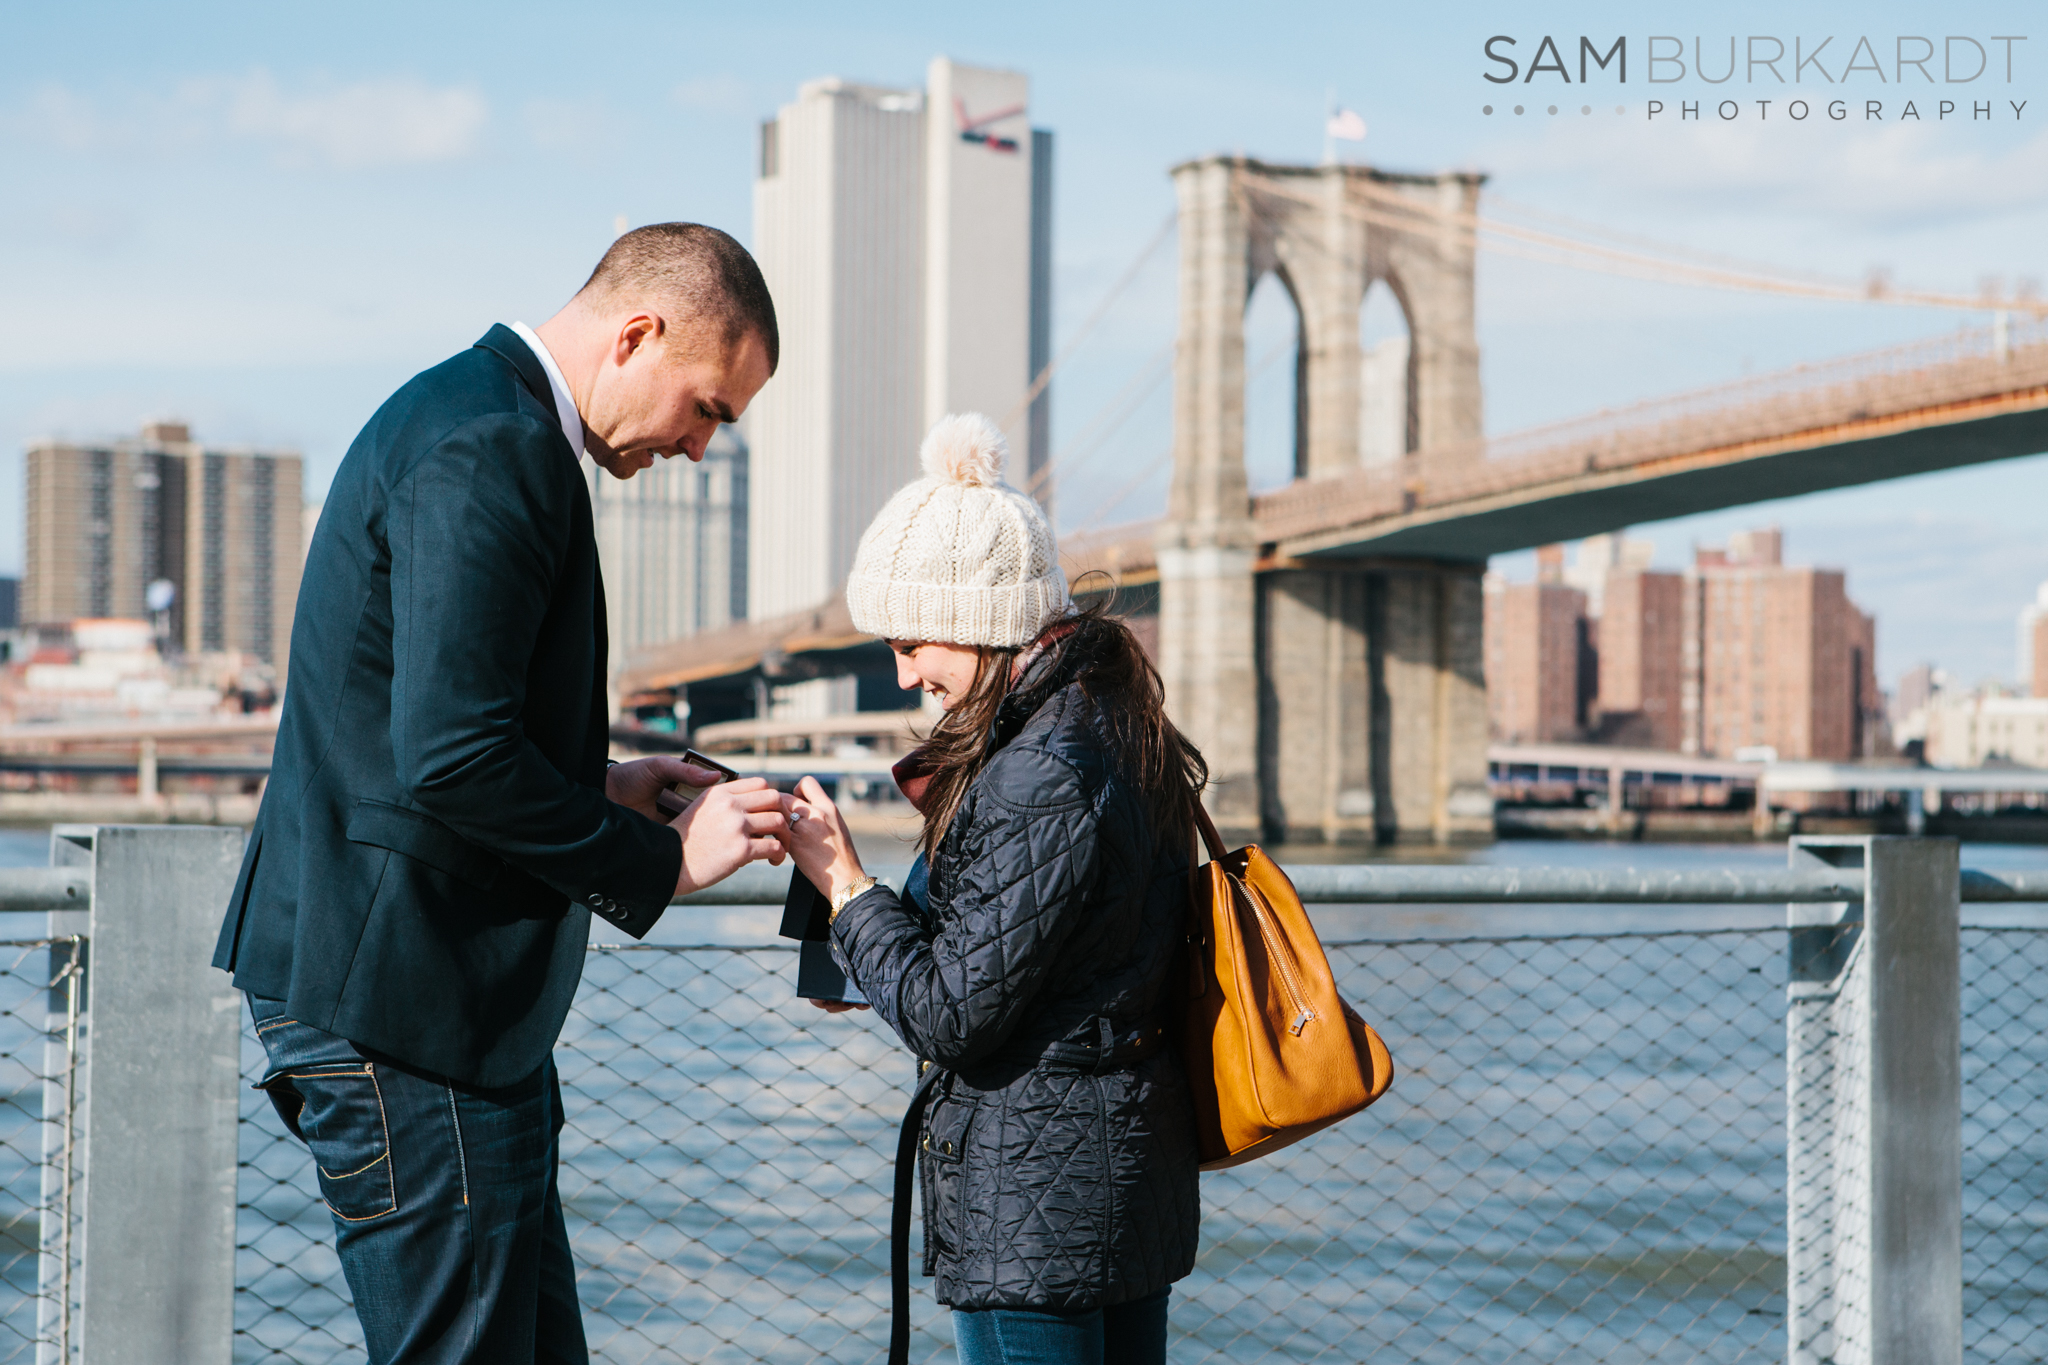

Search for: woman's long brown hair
xmin=908 ymin=590 xmax=1210 ymax=859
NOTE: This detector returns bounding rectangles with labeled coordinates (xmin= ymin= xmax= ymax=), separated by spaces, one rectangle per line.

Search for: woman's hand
xmin=781 ymin=774 xmax=867 ymax=901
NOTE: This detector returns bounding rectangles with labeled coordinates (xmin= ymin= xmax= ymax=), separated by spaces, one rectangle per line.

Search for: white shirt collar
xmin=508 ymin=321 xmax=585 ymax=460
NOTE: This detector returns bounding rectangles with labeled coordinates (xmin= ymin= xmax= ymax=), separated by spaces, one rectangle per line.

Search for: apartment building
xmin=25 ymin=422 xmax=302 ymax=669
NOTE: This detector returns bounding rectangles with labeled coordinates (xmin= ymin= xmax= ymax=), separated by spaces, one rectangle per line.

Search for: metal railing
xmin=1253 ymin=317 xmax=2048 ymax=544
xmin=666 ymin=857 xmax=2048 ymax=908
xmin=233 ymin=839 xmax=2043 ymax=1365
xmin=1050 ymin=320 xmax=2048 ymax=580
xmin=0 ymin=829 xmax=2041 ymax=1363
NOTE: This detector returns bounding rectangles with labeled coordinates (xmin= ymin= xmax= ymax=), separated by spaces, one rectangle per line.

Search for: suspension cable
xmin=1002 ymin=211 xmax=1177 ymax=436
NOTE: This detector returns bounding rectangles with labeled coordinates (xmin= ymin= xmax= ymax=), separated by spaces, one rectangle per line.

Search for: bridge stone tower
xmin=1157 ymin=156 xmax=1491 ymax=843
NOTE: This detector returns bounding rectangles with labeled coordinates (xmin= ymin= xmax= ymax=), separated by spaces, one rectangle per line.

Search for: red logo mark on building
xmin=955 ymin=98 xmax=1024 ymax=153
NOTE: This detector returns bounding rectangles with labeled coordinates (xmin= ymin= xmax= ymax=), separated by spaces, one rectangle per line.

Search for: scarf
xmin=889 ymin=620 xmax=1082 ymax=813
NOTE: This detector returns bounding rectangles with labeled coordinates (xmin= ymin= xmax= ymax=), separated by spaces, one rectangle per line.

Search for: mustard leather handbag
xmin=1180 ymin=808 xmax=1394 ymax=1169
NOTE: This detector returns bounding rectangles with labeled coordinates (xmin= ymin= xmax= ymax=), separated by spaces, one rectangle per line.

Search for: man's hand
xmin=669 ymin=777 xmax=795 ymax=896
xmin=606 ymin=755 xmax=724 ymax=824
xmin=808 ymin=998 xmax=871 ymax=1014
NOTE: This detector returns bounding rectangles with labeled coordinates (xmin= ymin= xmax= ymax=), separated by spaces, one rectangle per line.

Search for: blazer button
xmin=585 ymin=893 xmax=603 ymax=907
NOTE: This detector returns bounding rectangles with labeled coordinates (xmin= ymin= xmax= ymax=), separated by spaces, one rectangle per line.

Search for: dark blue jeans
xmin=952 ymin=1289 xmax=1170 ymax=1365
xmin=250 ymin=995 xmax=585 ymax=1364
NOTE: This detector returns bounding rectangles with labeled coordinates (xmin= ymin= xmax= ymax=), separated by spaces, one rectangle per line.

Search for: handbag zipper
xmin=1238 ymin=881 xmax=1317 ymax=1034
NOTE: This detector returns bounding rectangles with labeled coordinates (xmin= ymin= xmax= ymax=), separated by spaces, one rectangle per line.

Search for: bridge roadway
xmin=623 ymin=322 xmax=2048 ymax=709
xmin=1061 ymin=318 xmax=2048 ymax=579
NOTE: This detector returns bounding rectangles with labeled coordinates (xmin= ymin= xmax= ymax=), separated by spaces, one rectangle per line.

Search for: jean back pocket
xmin=271 ymin=1064 xmax=398 ymax=1223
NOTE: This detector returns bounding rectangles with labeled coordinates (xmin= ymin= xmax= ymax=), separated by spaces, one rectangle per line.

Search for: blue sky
xmin=4 ymin=1 xmax=2046 ymax=684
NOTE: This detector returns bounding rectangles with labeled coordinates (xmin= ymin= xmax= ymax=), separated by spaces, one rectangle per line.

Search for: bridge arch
xmin=1234 ymin=159 xmax=1483 ymax=481
xmin=1359 ymin=277 xmax=1415 ymax=464
xmin=1158 ymin=156 xmax=1490 ymax=842
xmin=1243 ymin=264 xmax=1307 ymax=486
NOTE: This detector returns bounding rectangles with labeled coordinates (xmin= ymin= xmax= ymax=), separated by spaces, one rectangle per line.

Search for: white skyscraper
xmin=589 ymin=425 xmax=747 ymax=701
xmin=747 ymin=57 xmax=1051 ymax=634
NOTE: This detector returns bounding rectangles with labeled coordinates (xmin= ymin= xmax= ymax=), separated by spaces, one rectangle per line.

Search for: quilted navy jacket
xmin=831 ymin=647 xmax=1201 ymax=1311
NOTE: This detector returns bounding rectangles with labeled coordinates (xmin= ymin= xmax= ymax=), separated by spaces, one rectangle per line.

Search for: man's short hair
xmin=579 ymin=223 xmax=779 ymax=375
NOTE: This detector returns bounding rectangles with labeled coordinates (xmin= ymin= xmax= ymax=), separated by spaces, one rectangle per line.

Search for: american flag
xmin=1326 ymin=108 xmax=1367 ymax=141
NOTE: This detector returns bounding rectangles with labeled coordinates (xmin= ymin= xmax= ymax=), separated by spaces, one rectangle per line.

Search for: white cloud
xmin=1497 ymin=116 xmax=2048 ymax=229
xmin=224 ymin=72 xmax=487 ymax=168
xmin=4 ymin=71 xmax=488 ymax=170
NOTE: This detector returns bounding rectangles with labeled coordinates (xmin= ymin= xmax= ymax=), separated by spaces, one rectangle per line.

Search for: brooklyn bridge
xmin=624 ymin=156 xmax=2048 ymax=845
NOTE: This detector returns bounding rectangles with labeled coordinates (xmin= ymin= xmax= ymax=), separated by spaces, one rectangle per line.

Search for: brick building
xmin=1678 ymin=529 xmax=1865 ymax=761
xmin=1485 ymin=527 xmax=1878 ymax=761
xmin=25 ymin=423 xmax=303 ymax=669
xmin=1484 ymin=550 xmax=1588 ymax=743
xmin=1591 ymin=569 xmax=1686 ymax=750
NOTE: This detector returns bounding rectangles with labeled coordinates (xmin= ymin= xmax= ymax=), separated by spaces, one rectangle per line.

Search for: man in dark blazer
xmin=214 ymin=223 xmax=791 ymax=1364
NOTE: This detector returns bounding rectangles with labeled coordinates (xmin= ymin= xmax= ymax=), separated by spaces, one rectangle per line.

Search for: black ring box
xmin=780 ymin=870 xmax=868 ymax=1004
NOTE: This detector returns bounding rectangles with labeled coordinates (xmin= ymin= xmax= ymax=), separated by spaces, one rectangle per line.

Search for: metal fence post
xmin=1787 ymin=835 xmax=1961 ymax=1365
xmin=72 ymin=825 xmax=245 ymax=1365
xmin=36 ymin=828 xmax=94 ymax=1365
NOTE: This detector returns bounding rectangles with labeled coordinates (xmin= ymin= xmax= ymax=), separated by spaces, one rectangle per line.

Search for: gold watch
xmin=830 ymin=874 xmax=879 ymax=923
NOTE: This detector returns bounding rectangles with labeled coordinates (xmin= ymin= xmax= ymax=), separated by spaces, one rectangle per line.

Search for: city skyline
xmin=5 ymin=1 xmax=2047 ymax=686
xmin=1484 ymin=527 xmax=1883 ymax=761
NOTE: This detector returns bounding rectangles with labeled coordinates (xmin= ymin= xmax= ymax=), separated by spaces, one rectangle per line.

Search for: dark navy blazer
xmin=213 ymin=326 xmax=682 ymax=1086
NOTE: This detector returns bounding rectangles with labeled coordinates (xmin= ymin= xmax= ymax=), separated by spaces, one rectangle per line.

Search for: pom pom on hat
xmin=920 ymin=412 xmax=1006 ymax=488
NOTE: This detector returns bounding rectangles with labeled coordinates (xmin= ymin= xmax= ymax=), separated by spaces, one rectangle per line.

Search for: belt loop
xmin=1095 ymin=1017 xmax=1116 ymax=1074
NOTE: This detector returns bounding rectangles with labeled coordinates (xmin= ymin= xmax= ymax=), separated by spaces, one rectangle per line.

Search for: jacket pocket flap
xmin=923 ymin=1092 xmax=975 ymax=1163
xmin=346 ymin=800 xmax=501 ymax=889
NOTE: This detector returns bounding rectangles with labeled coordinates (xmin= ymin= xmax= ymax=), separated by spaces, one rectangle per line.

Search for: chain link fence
xmin=0 ymin=939 xmax=88 ymax=1365
xmin=1189 ymin=930 xmax=1789 ymax=1364
xmin=1960 ymin=927 xmax=2048 ymax=1363
xmin=228 ymin=925 xmax=2046 ymax=1364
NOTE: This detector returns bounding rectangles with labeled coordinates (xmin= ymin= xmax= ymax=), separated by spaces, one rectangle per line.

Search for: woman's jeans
xmin=952 ymin=1289 xmax=1170 ymax=1365
xmin=249 ymin=995 xmax=585 ymax=1364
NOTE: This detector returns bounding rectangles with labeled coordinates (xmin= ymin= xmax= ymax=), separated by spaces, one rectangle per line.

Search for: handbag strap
xmin=889 ymin=1062 xmax=944 ymax=1365
xmin=1193 ymin=802 xmax=1227 ymax=863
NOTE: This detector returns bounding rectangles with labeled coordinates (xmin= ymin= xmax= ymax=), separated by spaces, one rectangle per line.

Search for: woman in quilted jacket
xmin=779 ymin=412 xmax=1207 ymax=1365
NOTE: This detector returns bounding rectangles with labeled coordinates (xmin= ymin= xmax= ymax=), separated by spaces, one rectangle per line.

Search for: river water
xmin=0 ymin=831 xmax=2039 ymax=1362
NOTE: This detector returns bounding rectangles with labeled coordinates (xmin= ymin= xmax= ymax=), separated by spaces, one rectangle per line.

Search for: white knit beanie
xmin=846 ymin=413 xmax=1069 ymax=648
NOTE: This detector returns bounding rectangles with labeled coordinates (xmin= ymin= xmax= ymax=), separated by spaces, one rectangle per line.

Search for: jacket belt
xmin=998 ymin=1017 xmax=1168 ymax=1075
